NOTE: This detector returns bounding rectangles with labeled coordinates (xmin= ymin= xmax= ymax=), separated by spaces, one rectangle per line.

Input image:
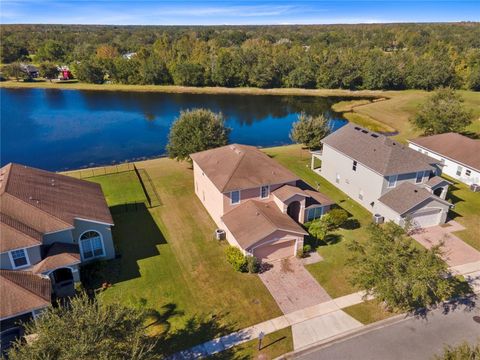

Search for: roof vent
xmin=414 ymin=190 xmax=418 ymax=193
xmin=354 ymin=127 xmax=361 ymax=131
xmin=361 ymin=130 xmax=368 ymax=134
xmin=371 ymin=134 xmax=379 ymax=138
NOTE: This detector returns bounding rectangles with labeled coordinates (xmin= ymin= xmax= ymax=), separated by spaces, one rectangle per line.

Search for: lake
xmin=1 ymin=88 xmax=350 ymax=171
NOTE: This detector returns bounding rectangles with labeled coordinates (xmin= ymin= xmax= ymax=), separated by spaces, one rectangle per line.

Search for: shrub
xmin=225 ymin=246 xmax=247 ymax=272
xmin=326 ymin=208 xmax=349 ymax=230
xmin=296 ymin=247 xmax=304 ymax=258
xmin=303 ymin=244 xmax=312 ymax=254
xmin=246 ymin=256 xmax=260 ymax=273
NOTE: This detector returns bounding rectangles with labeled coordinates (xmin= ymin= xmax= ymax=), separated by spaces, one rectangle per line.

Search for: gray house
xmin=311 ymin=124 xmax=452 ymax=228
xmin=0 ymin=163 xmax=114 ymax=331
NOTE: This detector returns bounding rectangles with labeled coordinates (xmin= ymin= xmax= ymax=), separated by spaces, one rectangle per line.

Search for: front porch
xmin=310 ymin=150 xmax=322 ymax=175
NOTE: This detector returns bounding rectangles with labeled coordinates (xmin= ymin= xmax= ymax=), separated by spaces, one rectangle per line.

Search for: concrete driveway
xmin=258 ymin=258 xmax=331 ymax=314
xmin=411 ymin=220 xmax=480 ymax=267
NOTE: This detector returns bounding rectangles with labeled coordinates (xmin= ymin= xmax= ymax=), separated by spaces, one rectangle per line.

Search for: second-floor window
xmin=456 ymin=166 xmax=462 ymax=176
xmin=387 ymin=175 xmax=397 ymax=188
xmin=352 ymin=160 xmax=357 ymax=171
xmin=466 ymin=169 xmax=471 ymax=176
xmin=231 ymin=190 xmax=240 ymax=204
xmin=415 ymin=171 xmax=424 ymax=184
xmin=10 ymin=248 xmax=29 ymax=268
xmin=260 ymin=185 xmax=269 ymax=199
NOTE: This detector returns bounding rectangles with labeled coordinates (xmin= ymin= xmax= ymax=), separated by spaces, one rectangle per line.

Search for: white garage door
xmin=408 ymin=208 xmax=442 ymax=228
xmin=253 ymin=240 xmax=296 ymax=261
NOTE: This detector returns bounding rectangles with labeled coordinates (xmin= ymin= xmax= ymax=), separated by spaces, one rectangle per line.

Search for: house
xmin=20 ymin=64 xmax=39 ymax=78
xmin=408 ymin=133 xmax=480 ymax=186
xmin=311 ymin=123 xmax=452 ymax=228
xmin=0 ymin=163 xmax=114 ymax=331
xmin=191 ymin=144 xmax=334 ymax=261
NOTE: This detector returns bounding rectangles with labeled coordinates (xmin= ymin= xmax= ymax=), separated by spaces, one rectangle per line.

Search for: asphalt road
xmin=293 ymin=302 xmax=480 ymax=360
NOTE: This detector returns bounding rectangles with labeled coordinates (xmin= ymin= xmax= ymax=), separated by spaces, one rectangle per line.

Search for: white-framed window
xmin=466 ymin=169 xmax=471 ymax=176
xmin=79 ymin=231 xmax=105 ymax=260
xmin=335 ymin=173 xmax=340 ymax=184
xmin=415 ymin=171 xmax=424 ymax=184
xmin=387 ymin=175 xmax=397 ymax=188
xmin=260 ymin=185 xmax=270 ymax=199
xmin=352 ymin=160 xmax=357 ymax=172
xmin=358 ymin=189 xmax=364 ymax=200
xmin=456 ymin=166 xmax=462 ymax=176
xmin=306 ymin=207 xmax=324 ymax=222
xmin=230 ymin=190 xmax=240 ymax=205
xmin=9 ymin=248 xmax=30 ymax=269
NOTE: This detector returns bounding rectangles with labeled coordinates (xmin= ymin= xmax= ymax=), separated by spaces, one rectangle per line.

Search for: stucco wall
xmin=409 ymin=143 xmax=480 ymax=185
xmin=0 ymin=245 xmax=42 ymax=270
xmin=379 ymin=171 xmax=431 ymax=196
xmin=43 ymin=229 xmax=74 ymax=246
xmin=193 ymin=161 xmax=225 ymax=227
xmin=72 ymin=219 xmax=115 ymax=261
xmin=247 ymin=230 xmax=304 ymax=257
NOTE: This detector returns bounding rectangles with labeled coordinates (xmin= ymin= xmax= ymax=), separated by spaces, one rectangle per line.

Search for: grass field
xmin=342 ymin=300 xmax=399 ymax=325
xmin=88 ymin=171 xmax=147 ymax=206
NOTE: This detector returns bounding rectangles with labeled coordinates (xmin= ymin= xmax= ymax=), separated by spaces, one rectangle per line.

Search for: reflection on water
xmin=1 ymin=88 xmax=352 ymax=171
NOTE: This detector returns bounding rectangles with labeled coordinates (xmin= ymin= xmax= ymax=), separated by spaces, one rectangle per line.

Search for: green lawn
xmin=88 ymin=171 xmax=147 ymax=206
xmin=81 ymin=160 xmax=282 ymax=355
xmin=342 ymin=300 xmax=399 ymax=325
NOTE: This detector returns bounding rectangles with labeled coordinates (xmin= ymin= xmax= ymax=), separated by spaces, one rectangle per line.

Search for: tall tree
xmin=39 ymin=62 xmax=59 ymax=81
xmin=8 ymin=294 xmax=158 ymax=360
xmin=167 ymin=109 xmax=230 ymax=161
xmin=290 ymin=113 xmax=330 ymax=150
xmin=411 ymin=88 xmax=473 ymax=135
xmin=73 ymin=60 xmax=105 ymax=84
xmin=2 ymin=63 xmax=25 ymax=81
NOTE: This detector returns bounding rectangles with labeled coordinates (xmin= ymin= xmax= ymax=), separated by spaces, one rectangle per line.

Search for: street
xmin=292 ymin=301 xmax=480 ymax=360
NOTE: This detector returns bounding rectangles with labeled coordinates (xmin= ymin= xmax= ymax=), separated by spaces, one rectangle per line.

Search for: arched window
xmin=79 ymin=231 xmax=104 ymax=260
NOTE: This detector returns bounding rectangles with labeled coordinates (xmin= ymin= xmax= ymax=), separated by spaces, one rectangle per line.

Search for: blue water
xmin=1 ymin=88 xmax=348 ymax=171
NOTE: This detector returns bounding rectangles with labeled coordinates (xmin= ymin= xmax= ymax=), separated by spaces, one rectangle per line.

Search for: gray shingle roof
xmin=322 ymin=123 xmax=440 ymax=176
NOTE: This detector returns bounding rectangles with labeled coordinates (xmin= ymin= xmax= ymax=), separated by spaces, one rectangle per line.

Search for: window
xmin=230 ymin=190 xmax=240 ymax=205
xmin=9 ymin=249 xmax=29 ymax=268
xmin=387 ymin=175 xmax=397 ymax=188
xmin=456 ymin=166 xmax=463 ymax=176
xmin=335 ymin=173 xmax=340 ymax=184
xmin=415 ymin=171 xmax=424 ymax=184
xmin=352 ymin=160 xmax=357 ymax=172
xmin=80 ymin=231 xmax=104 ymax=260
xmin=260 ymin=185 xmax=270 ymax=199
xmin=307 ymin=207 xmax=324 ymax=221
xmin=358 ymin=189 xmax=364 ymax=200
xmin=466 ymin=169 xmax=471 ymax=176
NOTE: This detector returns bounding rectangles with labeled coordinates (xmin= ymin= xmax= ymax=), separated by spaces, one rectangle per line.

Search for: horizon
xmin=1 ymin=1 xmax=479 ymax=26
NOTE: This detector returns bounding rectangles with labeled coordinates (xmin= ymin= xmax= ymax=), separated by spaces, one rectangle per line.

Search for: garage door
xmin=253 ymin=240 xmax=296 ymax=261
xmin=408 ymin=208 xmax=442 ymax=228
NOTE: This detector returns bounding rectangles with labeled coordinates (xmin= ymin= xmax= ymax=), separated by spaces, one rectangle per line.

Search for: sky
xmin=1 ymin=1 xmax=479 ymax=25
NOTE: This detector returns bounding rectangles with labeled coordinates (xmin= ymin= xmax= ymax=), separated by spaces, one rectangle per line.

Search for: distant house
xmin=408 ymin=133 xmax=480 ymax=186
xmin=20 ymin=64 xmax=39 ymax=78
xmin=191 ymin=144 xmax=333 ymax=261
xmin=312 ymin=123 xmax=452 ymax=228
xmin=122 ymin=52 xmax=137 ymax=60
xmin=0 ymin=163 xmax=114 ymax=332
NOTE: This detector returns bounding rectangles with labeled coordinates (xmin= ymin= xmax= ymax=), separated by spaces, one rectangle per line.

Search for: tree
xmin=74 ymin=60 xmax=105 ymax=84
xmin=167 ymin=109 xmax=230 ymax=161
xmin=290 ymin=113 xmax=330 ymax=150
xmin=323 ymin=208 xmax=349 ymax=230
xmin=39 ymin=62 xmax=59 ymax=81
xmin=307 ymin=218 xmax=329 ymax=243
xmin=2 ymin=62 xmax=25 ymax=81
xmin=96 ymin=44 xmax=119 ymax=60
xmin=433 ymin=341 xmax=480 ymax=360
xmin=8 ymin=294 xmax=158 ymax=360
xmin=36 ymin=40 xmax=65 ymax=62
xmin=171 ymin=62 xmax=204 ymax=86
xmin=411 ymin=88 xmax=473 ymax=135
xmin=348 ymin=222 xmax=463 ymax=311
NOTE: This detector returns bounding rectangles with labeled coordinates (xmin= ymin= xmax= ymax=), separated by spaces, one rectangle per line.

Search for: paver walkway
xmin=258 ymin=258 xmax=331 ymax=314
xmin=411 ymin=220 xmax=480 ymax=267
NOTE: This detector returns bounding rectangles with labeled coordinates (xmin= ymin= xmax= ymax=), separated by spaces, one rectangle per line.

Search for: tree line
xmin=1 ymin=23 xmax=480 ymax=90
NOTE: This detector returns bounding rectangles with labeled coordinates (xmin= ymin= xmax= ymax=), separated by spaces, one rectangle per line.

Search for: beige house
xmin=0 ymin=163 xmax=114 ymax=332
xmin=312 ymin=124 xmax=452 ymax=228
xmin=191 ymin=144 xmax=333 ymax=261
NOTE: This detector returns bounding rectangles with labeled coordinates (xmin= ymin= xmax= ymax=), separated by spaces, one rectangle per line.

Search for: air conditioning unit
xmin=215 ymin=229 xmax=226 ymax=240
xmin=373 ymin=214 xmax=384 ymax=224
xmin=470 ymin=184 xmax=480 ymax=192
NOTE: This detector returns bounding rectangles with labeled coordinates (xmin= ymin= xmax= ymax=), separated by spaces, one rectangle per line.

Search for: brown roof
xmin=409 ymin=133 xmax=480 ymax=171
xmin=304 ymin=190 xmax=335 ymax=207
xmin=221 ymin=200 xmax=308 ymax=250
xmin=272 ymin=185 xmax=309 ymax=202
xmin=425 ymin=176 xmax=452 ymax=188
xmin=0 ymin=213 xmax=42 ymax=253
xmin=190 ymin=144 xmax=299 ymax=192
xmin=322 ymin=123 xmax=440 ymax=176
xmin=32 ymin=243 xmax=81 ymax=275
xmin=0 ymin=163 xmax=113 ymax=237
xmin=378 ymin=182 xmax=451 ymax=215
xmin=0 ymin=270 xmax=51 ymax=319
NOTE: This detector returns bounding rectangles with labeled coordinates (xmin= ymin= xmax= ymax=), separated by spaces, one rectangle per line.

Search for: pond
xmin=1 ymin=88 xmax=351 ymax=171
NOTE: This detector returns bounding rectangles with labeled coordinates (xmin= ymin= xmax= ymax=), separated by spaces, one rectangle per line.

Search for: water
xmin=1 ymin=88 xmax=351 ymax=171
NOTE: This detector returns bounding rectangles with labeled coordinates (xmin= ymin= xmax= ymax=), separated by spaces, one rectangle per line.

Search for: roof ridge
xmin=251 ymin=200 xmax=278 ymax=232
xmin=0 ymin=213 xmax=43 ymax=243
xmin=220 ymin=145 xmax=248 ymax=192
xmin=0 ymin=270 xmax=50 ymax=302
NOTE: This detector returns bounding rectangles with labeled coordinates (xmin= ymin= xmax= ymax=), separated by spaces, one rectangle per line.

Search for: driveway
xmin=411 ymin=220 xmax=480 ymax=267
xmin=258 ymin=258 xmax=331 ymax=314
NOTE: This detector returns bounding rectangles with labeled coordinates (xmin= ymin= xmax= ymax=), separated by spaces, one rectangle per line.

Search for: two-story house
xmin=0 ymin=163 xmax=114 ymax=332
xmin=311 ymin=123 xmax=452 ymax=228
xmin=191 ymin=144 xmax=334 ymax=261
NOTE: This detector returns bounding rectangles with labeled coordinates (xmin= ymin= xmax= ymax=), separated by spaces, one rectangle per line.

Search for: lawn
xmin=342 ymin=300 xmax=399 ymax=325
xmin=79 ymin=160 xmax=282 ymax=355
xmin=88 ymin=171 xmax=147 ymax=206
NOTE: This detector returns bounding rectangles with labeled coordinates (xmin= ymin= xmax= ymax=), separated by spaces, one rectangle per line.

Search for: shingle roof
xmin=272 ymin=185 xmax=309 ymax=202
xmin=32 ymin=243 xmax=81 ymax=275
xmin=304 ymin=190 xmax=335 ymax=207
xmin=190 ymin=144 xmax=299 ymax=192
xmin=221 ymin=200 xmax=307 ymax=250
xmin=378 ymin=182 xmax=451 ymax=215
xmin=0 ymin=163 xmax=113 ymax=238
xmin=425 ymin=176 xmax=452 ymax=188
xmin=0 ymin=213 xmax=42 ymax=253
xmin=322 ymin=123 xmax=440 ymax=176
xmin=409 ymin=133 xmax=480 ymax=171
xmin=0 ymin=270 xmax=51 ymax=319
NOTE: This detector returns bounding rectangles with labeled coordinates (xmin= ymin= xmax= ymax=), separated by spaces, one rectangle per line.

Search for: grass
xmin=343 ymin=112 xmax=396 ymax=133
xmin=88 ymin=171 xmax=147 ymax=206
xmin=76 ymin=159 xmax=282 ymax=355
xmin=331 ymin=99 xmax=373 ymax=112
xmin=444 ymin=176 xmax=480 ymax=251
xmin=342 ymin=300 xmax=399 ymax=325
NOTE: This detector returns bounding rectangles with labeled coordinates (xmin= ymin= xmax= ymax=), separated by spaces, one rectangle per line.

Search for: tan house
xmin=0 ymin=163 xmax=114 ymax=332
xmin=312 ymin=123 xmax=452 ymax=228
xmin=191 ymin=144 xmax=333 ymax=261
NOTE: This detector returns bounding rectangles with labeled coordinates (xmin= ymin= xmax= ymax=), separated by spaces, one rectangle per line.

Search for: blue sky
xmin=1 ymin=1 xmax=479 ymax=25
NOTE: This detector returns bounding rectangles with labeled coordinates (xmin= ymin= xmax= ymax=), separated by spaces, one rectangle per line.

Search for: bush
xmin=303 ymin=244 xmax=312 ymax=254
xmin=225 ymin=246 xmax=247 ymax=272
xmin=296 ymin=247 xmax=304 ymax=258
xmin=246 ymin=256 xmax=260 ymax=273
xmin=326 ymin=208 xmax=349 ymax=230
